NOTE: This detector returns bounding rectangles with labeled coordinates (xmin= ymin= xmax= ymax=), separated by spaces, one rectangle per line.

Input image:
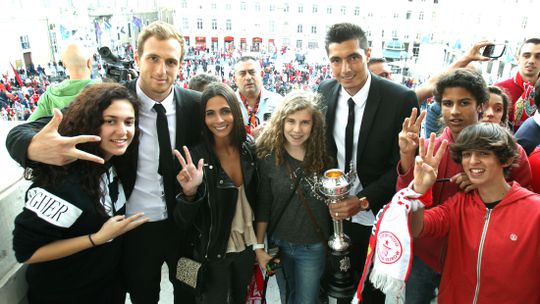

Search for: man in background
xmin=28 ymin=42 xmax=97 ymax=121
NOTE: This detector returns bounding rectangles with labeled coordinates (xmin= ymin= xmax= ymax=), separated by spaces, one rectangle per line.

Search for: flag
xmin=95 ymin=22 xmax=102 ymax=37
xmin=9 ymin=63 xmax=23 ymax=87
xmin=104 ymin=20 xmax=112 ymax=30
xmin=132 ymin=16 xmax=143 ymax=29
xmin=59 ymin=25 xmax=72 ymax=39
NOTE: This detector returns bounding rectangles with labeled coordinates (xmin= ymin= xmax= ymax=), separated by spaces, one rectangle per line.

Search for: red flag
xmin=10 ymin=62 xmax=23 ymax=87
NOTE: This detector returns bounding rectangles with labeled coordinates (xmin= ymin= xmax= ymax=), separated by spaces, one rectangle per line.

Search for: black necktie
xmin=345 ymin=98 xmax=355 ymax=173
xmin=153 ymin=103 xmax=175 ymax=207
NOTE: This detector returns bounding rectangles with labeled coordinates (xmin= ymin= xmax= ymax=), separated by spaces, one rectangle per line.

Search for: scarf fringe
xmin=369 ymin=265 xmax=405 ymax=296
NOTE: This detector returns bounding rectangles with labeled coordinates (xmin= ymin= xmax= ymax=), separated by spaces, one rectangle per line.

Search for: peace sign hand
xmin=174 ymin=146 xmax=204 ymax=197
xmin=413 ymin=133 xmax=448 ymax=195
xmin=399 ymin=108 xmax=426 ymax=156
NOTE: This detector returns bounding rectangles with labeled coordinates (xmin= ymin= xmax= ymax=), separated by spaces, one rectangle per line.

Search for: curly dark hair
xmin=450 ymin=123 xmax=519 ymax=176
xmin=256 ymin=90 xmax=328 ymax=175
xmin=26 ymin=83 xmax=139 ymax=214
xmin=434 ymin=69 xmax=489 ymax=108
xmin=200 ymin=82 xmax=246 ymax=149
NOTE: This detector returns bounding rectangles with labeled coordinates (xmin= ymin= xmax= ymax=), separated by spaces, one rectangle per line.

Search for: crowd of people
xmin=5 ymin=19 xmax=540 ymax=304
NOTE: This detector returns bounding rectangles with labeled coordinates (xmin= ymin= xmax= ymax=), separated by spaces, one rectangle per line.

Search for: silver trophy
xmin=308 ymin=164 xmax=357 ymax=303
xmin=309 ymin=164 xmax=356 ymax=251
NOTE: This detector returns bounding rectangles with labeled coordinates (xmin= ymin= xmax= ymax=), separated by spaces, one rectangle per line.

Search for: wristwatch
xmin=252 ymin=243 xmax=265 ymax=250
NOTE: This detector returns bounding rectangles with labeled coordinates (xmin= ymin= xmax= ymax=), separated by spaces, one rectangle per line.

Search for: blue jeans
xmin=405 ymin=255 xmax=440 ymax=304
xmin=273 ymin=239 xmax=326 ymax=304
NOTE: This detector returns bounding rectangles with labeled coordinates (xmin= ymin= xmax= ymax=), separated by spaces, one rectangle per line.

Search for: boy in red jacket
xmin=409 ymin=123 xmax=540 ymax=303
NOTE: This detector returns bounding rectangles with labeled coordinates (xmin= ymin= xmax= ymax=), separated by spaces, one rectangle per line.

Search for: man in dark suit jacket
xmin=319 ymin=23 xmax=418 ymax=303
xmin=6 ymin=21 xmax=202 ymax=304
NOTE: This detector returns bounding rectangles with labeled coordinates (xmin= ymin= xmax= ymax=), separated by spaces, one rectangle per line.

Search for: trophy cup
xmin=308 ymin=165 xmax=356 ymax=303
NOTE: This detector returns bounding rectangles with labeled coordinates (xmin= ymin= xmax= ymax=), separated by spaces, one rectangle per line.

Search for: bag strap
xmin=285 ymin=159 xmax=327 ymax=243
xmin=267 ymin=173 xmax=300 ymax=239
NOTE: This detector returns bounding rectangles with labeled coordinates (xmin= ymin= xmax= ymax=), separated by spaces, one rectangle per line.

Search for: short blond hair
xmin=137 ymin=21 xmax=185 ymax=61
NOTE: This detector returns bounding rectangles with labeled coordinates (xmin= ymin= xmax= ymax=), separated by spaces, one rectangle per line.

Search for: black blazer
xmin=117 ymin=80 xmax=203 ymax=202
xmin=6 ymin=80 xmax=203 ymax=215
xmin=318 ymin=75 xmax=418 ymax=214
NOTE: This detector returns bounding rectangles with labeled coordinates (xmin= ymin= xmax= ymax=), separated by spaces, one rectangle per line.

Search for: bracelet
xmin=252 ymin=243 xmax=265 ymax=250
xmin=88 ymin=234 xmax=96 ymax=247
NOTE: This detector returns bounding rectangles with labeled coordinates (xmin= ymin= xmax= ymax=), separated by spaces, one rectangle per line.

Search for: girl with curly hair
xmin=254 ymin=90 xmax=330 ymax=303
xmin=13 ymin=83 xmax=148 ymax=303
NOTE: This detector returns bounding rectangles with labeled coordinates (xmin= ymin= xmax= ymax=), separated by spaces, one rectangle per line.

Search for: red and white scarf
xmin=513 ymin=72 xmax=536 ymax=129
xmin=354 ymin=186 xmax=432 ymax=303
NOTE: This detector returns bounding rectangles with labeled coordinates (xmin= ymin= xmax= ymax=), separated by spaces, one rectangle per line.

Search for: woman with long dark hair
xmin=173 ymin=82 xmax=258 ymax=303
xmin=13 ymin=83 xmax=148 ymax=303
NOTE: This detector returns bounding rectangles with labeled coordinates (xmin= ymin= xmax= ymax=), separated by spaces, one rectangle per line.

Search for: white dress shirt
xmin=333 ymin=73 xmax=376 ymax=226
xmin=126 ymin=80 xmax=176 ymax=221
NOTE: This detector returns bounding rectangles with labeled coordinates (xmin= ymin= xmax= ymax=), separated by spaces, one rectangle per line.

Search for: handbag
xmin=176 ymin=257 xmax=205 ymax=292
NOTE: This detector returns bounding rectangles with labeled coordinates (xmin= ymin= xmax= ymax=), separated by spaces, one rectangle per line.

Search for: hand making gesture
xmin=399 ymin=108 xmax=426 ymax=173
xmin=174 ymin=146 xmax=204 ymax=197
xmin=413 ymin=133 xmax=448 ymax=195
xmin=28 ymin=108 xmax=104 ymax=166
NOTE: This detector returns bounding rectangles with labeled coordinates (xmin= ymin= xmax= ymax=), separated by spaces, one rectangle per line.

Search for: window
xmin=20 ymin=35 xmax=30 ymax=49
xmin=312 ymin=4 xmax=318 ymax=13
xmin=296 ymin=39 xmax=302 ymax=48
xmin=283 ymin=3 xmax=289 ymax=12
xmin=354 ymin=7 xmax=360 ymax=16
xmin=240 ymin=1 xmax=246 ymax=10
xmin=308 ymin=41 xmax=318 ymax=49
xmin=197 ymin=18 xmax=203 ymax=29
xmin=269 ymin=4 xmax=275 ymax=11
xmin=394 ymin=13 xmax=399 ymax=19
xmin=434 ymin=0 xmax=438 ymax=3
xmin=298 ymin=4 xmax=303 ymax=13
xmin=181 ymin=0 xmax=187 ymax=8
xmin=182 ymin=17 xmax=189 ymax=30
xmin=311 ymin=25 xmax=317 ymax=34
xmin=406 ymin=11 xmax=412 ymax=19
xmin=269 ymin=20 xmax=275 ymax=32
xmin=211 ymin=2 xmax=216 ymax=9
xmin=211 ymin=19 xmax=217 ymax=30
xmin=225 ymin=3 xmax=231 ymax=9
xmin=297 ymin=24 xmax=303 ymax=33
xmin=392 ymin=30 xmax=397 ymax=37
xmin=255 ymin=2 xmax=260 ymax=11
xmin=226 ymin=19 xmax=232 ymax=30
xmin=341 ymin=6 xmax=346 ymax=15
xmin=521 ymin=17 xmax=527 ymax=29
xmin=419 ymin=11 xmax=424 ymax=20
xmin=327 ymin=6 xmax=332 ymax=14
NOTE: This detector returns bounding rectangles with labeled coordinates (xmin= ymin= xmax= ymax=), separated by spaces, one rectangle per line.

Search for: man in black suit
xmin=6 ymin=21 xmax=201 ymax=304
xmin=319 ymin=23 xmax=418 ymax=303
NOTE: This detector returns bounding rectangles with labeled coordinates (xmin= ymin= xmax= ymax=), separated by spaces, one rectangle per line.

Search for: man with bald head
xmin=234 ymin=56 xmax=282 ymax=137
xmin=28 ymin=42 xmax=96 ymax=121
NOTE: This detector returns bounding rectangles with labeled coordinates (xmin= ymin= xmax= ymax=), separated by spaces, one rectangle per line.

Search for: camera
xmin=98 ymin=47 xmax=138 ymax=82
xmin=481 ymin=44 xmax=506 ymax=59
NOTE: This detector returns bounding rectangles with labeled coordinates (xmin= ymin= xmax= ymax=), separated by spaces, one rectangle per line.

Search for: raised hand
xmin=28 ymin=108 xmax=104 ymax=165
xmin=174 ymin=146 xmax=204 ymax=196
xmin=399 ymin=108 xmax=426 ymax=172
xmin=413 ymin=133 xmax=448 ymax=194
xmin=93 ymin=212 xmax=148 ymax=245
